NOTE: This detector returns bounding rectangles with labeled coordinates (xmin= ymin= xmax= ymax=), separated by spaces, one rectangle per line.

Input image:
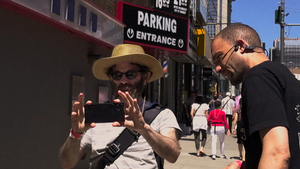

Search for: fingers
xmin=112 ymin=121 xmax=123 ymax=127
xmin=72 ymin=101 xmax=81 ymax=116
xmin=117 ymin=91 xmax=129 ymax=107
xmin=132 ymin=98 xmax=140 ymax=113
xmin=77 ymin=93 xmax=84 ymax=105
xmin=117 ymin=91 xmax=133 ymax=112
xmin=114 ymin=91 xmax=143 ymax=129
xmin=121 ymin=91 xmax=140 ymax=110
xmin=72 ymin=93 xmax=84 ymax=116
xmin=77 ymin=93 xmax=84 ymax=116
xmin=72 ymin=94 xmax=92 ymax=115
xmin=125 ymin=92 xmax=140 ymax=112
xmin=88 ymin=122 xmax=96 ymax=128
xmin=70 ymin=93 xmax=97 ymax=133
xmin=113 ymin=99 xmax=121 ymax=103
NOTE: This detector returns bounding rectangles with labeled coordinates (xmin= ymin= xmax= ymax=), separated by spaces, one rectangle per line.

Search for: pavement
xmin=164 ymin=133 xmax=241 ymax=169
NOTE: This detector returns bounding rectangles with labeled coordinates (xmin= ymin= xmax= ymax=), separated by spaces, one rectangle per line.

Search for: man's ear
xmin=143 ymin=72 xmax=151 ymax=85
xmin=236 ymin=39 xmax=248 ymax=54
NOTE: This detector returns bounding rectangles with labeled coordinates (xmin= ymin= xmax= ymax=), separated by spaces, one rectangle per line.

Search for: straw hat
xmin=92 ymin=44 xmax=163 ymax=82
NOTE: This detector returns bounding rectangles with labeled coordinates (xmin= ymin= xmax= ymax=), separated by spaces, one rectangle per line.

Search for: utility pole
xmin=275 ymin=1 xmax=300 ymax=64
xmin=280 ymin=0 xmax=285 ymax=64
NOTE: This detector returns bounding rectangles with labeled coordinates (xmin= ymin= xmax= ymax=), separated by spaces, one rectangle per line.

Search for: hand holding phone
xmin=71 ymin=93 xmax=96 ymax=133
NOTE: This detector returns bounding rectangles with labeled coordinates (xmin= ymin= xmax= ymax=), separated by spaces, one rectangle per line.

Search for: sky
xmin=231 ymin=0 xmax=300 ymax=51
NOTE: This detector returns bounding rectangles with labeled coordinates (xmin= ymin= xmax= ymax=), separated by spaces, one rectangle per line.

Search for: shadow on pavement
xmin=188 ymin=152 xmax=198 ymax=157
xmin=188 ymin=152 xmax=209 ymax=157
xmin=180 ymin=136 xmax=194 ymax=142
xmin=230 ymin=156 xmax=242 ymax=160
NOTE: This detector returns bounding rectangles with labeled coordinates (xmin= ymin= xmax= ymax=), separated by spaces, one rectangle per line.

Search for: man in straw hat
xmin=59 ymin=44 xmax=182 ymax=169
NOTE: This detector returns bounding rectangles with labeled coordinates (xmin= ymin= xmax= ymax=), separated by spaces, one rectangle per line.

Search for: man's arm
xmin=231 ymin=111 xmax=238 ymax=135
xmin=258 ymin=126 xmax=290 ymax=169
xmin=59 ymin=137 xmax=86 ymax=169
xmin=140 ymin=126 xmax=181 ymax=163
xmin=112 ymin=91 xmax=181 ymax=163
xmin=190 ymin=107 xmax=195 ymax=119
xmin=205 ymin=110 xmax=209 ymax=118
xmin=59 ymin=93 xmax=95 ymax=169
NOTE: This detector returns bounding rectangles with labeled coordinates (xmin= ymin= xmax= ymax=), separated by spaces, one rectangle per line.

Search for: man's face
xmin=211 ymin=38 xmax=249 ymax=86
xmin=109 ymin=62 xmax=149 ymax=99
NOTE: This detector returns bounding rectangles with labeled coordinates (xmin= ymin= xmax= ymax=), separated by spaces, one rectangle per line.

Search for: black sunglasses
xmin=110 ymin=70 xmax=141 ymax=81
xmin=221 ymin=45 xmax=236 ymax=60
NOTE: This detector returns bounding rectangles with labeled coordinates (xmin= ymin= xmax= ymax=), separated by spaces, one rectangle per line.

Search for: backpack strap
xmin=96 ymin=103 xmax=164 ymax=169
xmin=222 ymin=98 xmax=230 ymax=110
xmin=193 ymin=104 xmax=201 ymax=116
xmin=143 ymin=103 xmax=166 ymax=169
xmin=96 ymin=128 xmax=140 ymax=169
xmin=143 ymin=103 xmax=165 ymax=124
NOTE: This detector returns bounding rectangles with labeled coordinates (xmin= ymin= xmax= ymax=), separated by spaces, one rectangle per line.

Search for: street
xmin=165 ymin=133 xmax=241 ymax=169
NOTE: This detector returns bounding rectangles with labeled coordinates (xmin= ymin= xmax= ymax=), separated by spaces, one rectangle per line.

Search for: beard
xmin=229 ymin=59 xmax=250 ymax=86
xmin=112 ymin=78 xmax=146 ymax=100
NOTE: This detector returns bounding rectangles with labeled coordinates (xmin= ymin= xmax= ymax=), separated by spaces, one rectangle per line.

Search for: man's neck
xmin=248 ymin=53 xmax=269 ymax=69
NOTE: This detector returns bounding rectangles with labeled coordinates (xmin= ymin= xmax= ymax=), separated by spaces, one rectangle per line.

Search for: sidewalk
xmin=164 ymin=133 xmax=241 ymax=169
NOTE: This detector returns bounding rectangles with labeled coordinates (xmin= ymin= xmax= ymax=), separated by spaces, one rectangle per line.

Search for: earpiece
xmin=235 ymin=45 xmax=255 ymax=51
xmin=245 ymin=45 xmax=255 ymax=50
xmin=233 ymin=45 xmax=238 ymax=52
xmin=234 ymin=44 xmax=267 ymax=55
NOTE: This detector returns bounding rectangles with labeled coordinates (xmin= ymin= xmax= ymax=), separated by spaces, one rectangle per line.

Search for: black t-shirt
xmin=241 ymin=61 xmax=300 ymax=169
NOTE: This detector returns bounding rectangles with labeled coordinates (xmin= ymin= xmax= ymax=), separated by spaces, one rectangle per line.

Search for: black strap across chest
xmin=222 ymin=98 xmax=230 ymax=110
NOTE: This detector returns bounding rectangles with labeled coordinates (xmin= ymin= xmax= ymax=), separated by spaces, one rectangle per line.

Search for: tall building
xmin=270 ymin=37 xmax=300 ymax=80
xmin=271 ymin=38 xmax=300 ymax=69
xmin=206 ymin=0 xmax=234 ymax=38
xmin=204 ymin=0 xmax=237 ymax=98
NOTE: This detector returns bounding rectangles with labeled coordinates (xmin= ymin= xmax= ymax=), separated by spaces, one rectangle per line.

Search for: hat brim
xmin=92 ymin=53 xmax=163 ymax=82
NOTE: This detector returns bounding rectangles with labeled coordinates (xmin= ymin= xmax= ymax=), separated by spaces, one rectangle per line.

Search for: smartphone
xmin=84 ymin=103 xmax=124 ymax=123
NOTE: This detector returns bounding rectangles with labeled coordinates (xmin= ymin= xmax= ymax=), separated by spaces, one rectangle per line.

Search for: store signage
xmin=117 ymin=2 xmax=188 ymax=53
xmin=5 ymin=0 xmax=124 ymax=47
xmin=154 ymin=0 xmax=190 ymax=17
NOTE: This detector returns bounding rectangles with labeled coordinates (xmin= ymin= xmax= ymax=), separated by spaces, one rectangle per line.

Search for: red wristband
xmin=236 ymin=160 xmax=242 ymax=168
xmin=69 ymin=129 xmax=83 ymax=139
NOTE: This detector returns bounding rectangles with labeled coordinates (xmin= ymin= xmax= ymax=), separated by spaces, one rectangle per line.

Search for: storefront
xmin=0 ymin=0 xmax=124 ymax=168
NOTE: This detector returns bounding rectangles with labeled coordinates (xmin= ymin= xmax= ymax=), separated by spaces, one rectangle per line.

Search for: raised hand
xmin=71 ymin=93 xmax=96 ymax=133
xmin=112 ymin=90 xmax=147 ymax=133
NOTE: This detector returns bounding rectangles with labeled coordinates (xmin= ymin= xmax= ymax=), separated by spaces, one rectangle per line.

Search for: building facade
xmin=270 ymin=37 xmax=300 ymax=80
xmin=1 ymin=0 xmax=211 ymax=168
xmin=203 ymin=0 xmax=237 ymax=99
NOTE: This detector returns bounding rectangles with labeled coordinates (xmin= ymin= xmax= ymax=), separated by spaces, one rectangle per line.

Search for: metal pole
xmin=219 ymin=0 xmax=222 ymax=30
xmin=280 ymin=0 xmax=285 ymax=64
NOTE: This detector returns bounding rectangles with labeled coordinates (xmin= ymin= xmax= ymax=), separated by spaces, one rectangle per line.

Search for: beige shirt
xmin=81 ymin=108 xmax=182 ymax=169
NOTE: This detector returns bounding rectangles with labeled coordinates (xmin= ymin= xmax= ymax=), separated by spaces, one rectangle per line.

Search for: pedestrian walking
xmin=222 ymin=92 xmax=235 ymax=133
xmin=207 ymin=100 xmax=230 ymax=160
xmin=218 ymin=93 xmax=223 ymax=100
xmin=232 ymin=98 xmax=245 ymax=161
xmin=190 ymin=94 xmax=209 ymax=156
xmin=208 ymin=94 xmax=219 ymax=111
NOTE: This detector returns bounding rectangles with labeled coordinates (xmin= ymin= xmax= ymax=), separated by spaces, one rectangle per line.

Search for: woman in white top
xmin=190 ymin=94 xmax=209 ymax=156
